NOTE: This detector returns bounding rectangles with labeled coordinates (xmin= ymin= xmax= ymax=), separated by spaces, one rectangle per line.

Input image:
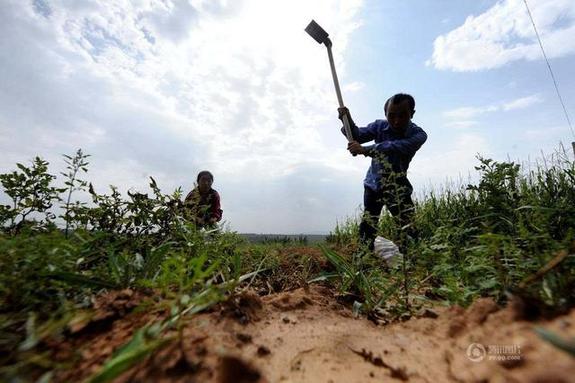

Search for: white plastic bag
xmin=373 ymin=236 xmax=402 ymax=266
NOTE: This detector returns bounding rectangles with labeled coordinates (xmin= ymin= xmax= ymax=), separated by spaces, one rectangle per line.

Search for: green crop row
xmin=325 ymin=148 xmax=575 ymax=317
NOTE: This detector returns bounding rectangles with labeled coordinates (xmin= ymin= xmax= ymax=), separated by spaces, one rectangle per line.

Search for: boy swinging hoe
xmin=305 ymin=20 xmax=427 ymax=252
xmin=339 ymin=94 xmax=427 ymax=251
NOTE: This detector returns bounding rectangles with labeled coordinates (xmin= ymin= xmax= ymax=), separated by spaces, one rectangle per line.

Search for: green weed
xmin=324 ymin=150 xmax=575 ymax=314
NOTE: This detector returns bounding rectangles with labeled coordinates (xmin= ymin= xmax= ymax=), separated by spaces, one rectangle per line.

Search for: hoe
xmin=305 ymin=19 xmax=354 ymax=144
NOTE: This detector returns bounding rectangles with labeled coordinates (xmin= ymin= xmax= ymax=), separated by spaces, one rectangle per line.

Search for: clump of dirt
xmin=220 ymin=290 xmax=264 ymax=324
xmin=67 ymin=288 xmax=150 ymax=334
xmin=250 ymin=247 xmax=329 ymax=294
xmin=446 ymin=297 xmax=499 ymax=338
xmin=52 ymin=285 xmax=575 ymax=383
xmin=51 ymin=288 xmax=164 ymax=381
xmin=218 ymin=355 xmax=264 ymax=383
xmin=269 ymin=291 xmax=313 ymax=311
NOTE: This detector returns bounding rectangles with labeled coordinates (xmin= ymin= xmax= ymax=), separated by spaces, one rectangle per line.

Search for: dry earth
xmin=50 ymin=283 xmax=575 ymax=383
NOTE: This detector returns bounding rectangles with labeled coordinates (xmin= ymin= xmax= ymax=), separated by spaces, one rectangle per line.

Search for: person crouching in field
xmin=339 ymin=93 xmax=427 ymax=251
xmin=184 ymin=171 xmax=223 ymax=229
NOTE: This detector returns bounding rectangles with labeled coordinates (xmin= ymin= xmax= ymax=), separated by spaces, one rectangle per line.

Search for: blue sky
xmin=1 ymin=0 xmax=574 ymax=234
xmin=345 ymin=0 xmax=575 ymax=163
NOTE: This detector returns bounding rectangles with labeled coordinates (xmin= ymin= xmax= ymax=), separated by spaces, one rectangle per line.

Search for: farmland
xmin=1 ymin=149 xmax=575 ymax=382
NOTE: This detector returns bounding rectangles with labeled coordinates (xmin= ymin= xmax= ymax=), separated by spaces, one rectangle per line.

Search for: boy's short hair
xmin=197 ymin=170 xmax=214 ymax=183
xmin=384 ymin=93 xmax=415 ymax=114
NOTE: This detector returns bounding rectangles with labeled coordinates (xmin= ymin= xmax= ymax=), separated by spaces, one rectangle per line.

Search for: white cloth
xmin=373 ymin=236 xmax=402 ymax=266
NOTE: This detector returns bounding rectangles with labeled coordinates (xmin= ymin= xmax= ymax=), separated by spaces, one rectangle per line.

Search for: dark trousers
xmin=359 ymin=185 xmax=414 ymax=250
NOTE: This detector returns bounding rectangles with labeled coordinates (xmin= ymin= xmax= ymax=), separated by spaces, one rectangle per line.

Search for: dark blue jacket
xmin=343 ymin=119 xmax=427 ymax=192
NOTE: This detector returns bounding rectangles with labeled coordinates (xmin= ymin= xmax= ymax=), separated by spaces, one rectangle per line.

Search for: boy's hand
xmin=338 ymin=107 xmax=350 ymax=120
xmin=347 ymin=141 xmax=366 ymax=156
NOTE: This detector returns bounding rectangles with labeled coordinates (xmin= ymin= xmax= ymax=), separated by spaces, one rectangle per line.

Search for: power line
xmin=522 ymin=0 xmax=575 ymax=142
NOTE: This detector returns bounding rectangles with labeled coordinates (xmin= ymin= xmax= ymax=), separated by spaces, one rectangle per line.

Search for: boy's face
xmin=385 ymin=100 xmax=413 ymax=132
xmin=198 ymin=175 xmax=212 ymax=193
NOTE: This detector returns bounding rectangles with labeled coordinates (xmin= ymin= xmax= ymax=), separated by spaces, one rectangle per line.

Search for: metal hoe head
xmin=304 ymin=18 xmax=351 ymax=142
xmin=305 ymin=20 xmax=330 ymax=45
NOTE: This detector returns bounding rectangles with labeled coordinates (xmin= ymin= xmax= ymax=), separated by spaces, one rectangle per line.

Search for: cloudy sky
xmin=1 ymin=0 xmax=574 ymax=234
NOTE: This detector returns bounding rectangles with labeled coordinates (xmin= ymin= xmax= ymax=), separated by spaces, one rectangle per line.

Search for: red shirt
xmin=184 ymin=188 xmax=223 ymax=223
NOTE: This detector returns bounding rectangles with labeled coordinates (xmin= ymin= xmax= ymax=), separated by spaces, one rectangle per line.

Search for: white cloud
xmin=343 ymin=81 xmax=365 ymax=93
xmin=523 ymin=125 xmax=570 ymax=140
xmin=443 ymin=105 xmax=498 ymax=120
xmin=444 ymin=120 xmax=479 ymax=130
xmin=443 ymin=94 xmax=543 ymax=127
xmin=411 ymin=133 xmax=490 ymax=194
xmin=0 ymin=0 xmax=365 ymax=233
xmin=502 ymin=94 xmax=543 ymax=110
xmin=428 ymin=0 xmax=575 ymax=71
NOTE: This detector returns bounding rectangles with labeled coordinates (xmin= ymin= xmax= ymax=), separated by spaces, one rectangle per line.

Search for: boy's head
xmin=197 ymin=170 xmax=214 ymax=193
xmin=384 ymin=93 xmax=415 ymax=131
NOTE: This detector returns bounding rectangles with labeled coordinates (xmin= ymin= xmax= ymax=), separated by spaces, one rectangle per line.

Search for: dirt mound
xmin=250 ymin=246 xmax=329 ymax=294
xmin=52 ymin=285 xmax=575 ymax=382
xmin=52 ymin=289 xmax=164 ymax=380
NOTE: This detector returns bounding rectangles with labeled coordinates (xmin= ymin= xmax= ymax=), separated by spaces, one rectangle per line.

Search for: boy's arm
xmin=186 ymin=186 xmax=204 ymax=201
xmin=338 ymin=108 xmax=377 ymax=144
xmin=210 ymin=191 xmax=223 ymax=222
xmin=368 ymin=128 xmax=427 ymax=157
xmin=183 ymin=190 xmax=194 ymax=204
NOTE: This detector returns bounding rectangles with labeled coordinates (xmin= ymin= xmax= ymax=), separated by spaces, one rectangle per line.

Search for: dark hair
xmin=197 ymin=170 xmax=214 ymax=183
xmin=384 ymin=93 xmax=415 ymax=114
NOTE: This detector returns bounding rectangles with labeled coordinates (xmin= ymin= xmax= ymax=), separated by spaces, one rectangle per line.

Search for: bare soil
xmin=51 ymin=283 xmax=575 ymax=383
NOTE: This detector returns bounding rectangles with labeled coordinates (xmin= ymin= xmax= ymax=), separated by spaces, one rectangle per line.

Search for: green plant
xmin=324 ymin=151 xmax=575 ymax=312
xmin=60 ymin=149 xmax=90 ymax=237
xmin=326 ymin=215 xmax=360 ymax=247
xmin=535 ymin=327 xmax=575 ymax=357
xmin=0 ymin=157 xmax=63 ymax=232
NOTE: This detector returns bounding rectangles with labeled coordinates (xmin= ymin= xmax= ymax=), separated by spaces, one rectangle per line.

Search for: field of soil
xmin=51 ymin=269 xmax=575 ymax=382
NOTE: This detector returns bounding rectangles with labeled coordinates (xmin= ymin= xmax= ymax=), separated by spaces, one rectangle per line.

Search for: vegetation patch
xmin=0 ymin=148 xmax=574 ymax=381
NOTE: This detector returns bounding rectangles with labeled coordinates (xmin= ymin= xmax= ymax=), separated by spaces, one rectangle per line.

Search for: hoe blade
xmin=305 ymin=19 xmax=329 ymax=45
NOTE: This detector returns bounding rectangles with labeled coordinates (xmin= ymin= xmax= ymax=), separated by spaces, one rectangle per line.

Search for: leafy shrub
xmin=325 ymin=151 xmax=575 ymax=312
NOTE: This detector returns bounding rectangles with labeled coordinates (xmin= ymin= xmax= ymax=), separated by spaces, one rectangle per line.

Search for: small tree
xmin=60 ymin=149 xmax=90 ymax=237
xmin=0 ymin=157 xmax=62 ymax=232
xmin=87 ymin=184 xmax=126 ymax=233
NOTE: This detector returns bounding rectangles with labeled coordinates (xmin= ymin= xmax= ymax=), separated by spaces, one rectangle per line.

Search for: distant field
xmin=239 ymin=233 xmax=327 ymax=244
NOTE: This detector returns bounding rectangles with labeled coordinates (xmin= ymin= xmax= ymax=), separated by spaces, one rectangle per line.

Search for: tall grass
xmin=2 ymin=147 xmax=575 ymax=379
xmin=0 ymin=149 xmax=330 ymax=382
xmin=0 ymin=150 xmax=253 ymax=381
xmin=325 ymin=148 xmax=575 ymax=314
